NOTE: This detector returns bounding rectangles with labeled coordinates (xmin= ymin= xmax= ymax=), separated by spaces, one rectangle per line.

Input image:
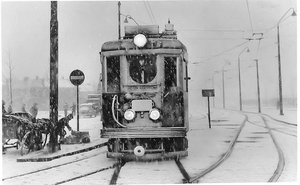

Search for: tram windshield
xmin=127 ymin=55 xmax=157 ymax=84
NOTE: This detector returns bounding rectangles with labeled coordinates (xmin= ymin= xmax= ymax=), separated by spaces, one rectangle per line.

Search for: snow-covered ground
xmin=241 ymin=106 xmax=297 ymax=124
xmin=1 ymin=106 xmax=298 ymax=184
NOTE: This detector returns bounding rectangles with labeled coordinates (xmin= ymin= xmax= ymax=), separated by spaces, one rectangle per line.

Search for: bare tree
xmin=2 ymin=51 xmax=15 ymax=105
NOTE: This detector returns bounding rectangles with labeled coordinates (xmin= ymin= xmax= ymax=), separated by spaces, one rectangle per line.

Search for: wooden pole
xmin=49 ymin=1 xmax=59 ymax=152
xmin=207 ymin=97 xmax=211 ymax=128
xmin=118 ymin=1 xmax=121 ymax=40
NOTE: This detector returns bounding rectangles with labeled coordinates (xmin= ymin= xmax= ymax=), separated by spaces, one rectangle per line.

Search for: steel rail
xmin=189 ymin=114 xmax=247 ymax=183
xmin=55 ymin=163 xmax=119 ymax=185
xmin=174 ymin=159 xmax=191 ymax=183
xmin=247 ymin=118 xmax=296 ymax=137
xmin=3 ymin=147 xmax=107 ymax=181
xmin=262 ymin=117 xmax=285 ymax=182
xmin=109 ymin=159 xmax=126 ymax=185
xmin=217 ymin=108 xmax=296 ymax=126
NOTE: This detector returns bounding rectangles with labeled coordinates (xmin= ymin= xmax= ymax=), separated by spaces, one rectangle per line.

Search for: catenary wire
xmin=143 ymin=1 xmax=154 ymax=24
xmin=146 ymin=1 xmax=157 ymax=24
xmin=246 ymin=0 xmax=254 ymax=34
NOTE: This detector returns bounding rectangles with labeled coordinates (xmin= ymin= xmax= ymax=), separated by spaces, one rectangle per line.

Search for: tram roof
xmin=101 ymin=24 xmax=187 ymax=53
xmin=101 ymin=38 xmax=187 ymax=53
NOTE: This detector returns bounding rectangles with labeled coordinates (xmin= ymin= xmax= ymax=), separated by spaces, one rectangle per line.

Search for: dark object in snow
xmin=63 ymin=131 xmax=90 ymax=144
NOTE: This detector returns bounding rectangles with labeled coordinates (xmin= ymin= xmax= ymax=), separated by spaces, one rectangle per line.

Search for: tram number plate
xmin=132 ymin=100 xmax=153 ymax=111
xmin=202 ymin=89 xmax=215 ymax=97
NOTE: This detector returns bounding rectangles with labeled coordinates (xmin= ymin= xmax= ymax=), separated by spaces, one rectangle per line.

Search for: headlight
xmin=124 ymin=109 xmax=135 ymax=121
xmin=149 ymin=109 xmax=160 ymax=121
xmin=133 ymin=34 xmax=147 ymax=47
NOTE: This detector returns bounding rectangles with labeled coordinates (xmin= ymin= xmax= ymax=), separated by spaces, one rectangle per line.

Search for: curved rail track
xmin=106 ymin=110 xmax=293 ymax=184
xmin=106 ymin=111 xmax=295 ymax=184
xmin=105 ymin=114 xmax=248 ymax=184
xmin=193 ymin=111 xmax=296 ymax=183
xmin=3 ymin=110 xmax=296 ymax=184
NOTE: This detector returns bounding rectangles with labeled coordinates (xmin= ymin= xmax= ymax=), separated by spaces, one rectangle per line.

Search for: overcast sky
xmin=1 ymin=0 xmax=297 ymax=107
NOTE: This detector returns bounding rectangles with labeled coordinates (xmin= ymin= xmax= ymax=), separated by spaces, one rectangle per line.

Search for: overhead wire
xmin=143 ymin=1 xmax=154 ymax=24
xmin=264 ymin=15 xmax=292 ymax=35
xmin=146 ymin=1 xmax=157 ymax=24
xmin=143 ymin=1 xmax=156 ymax=25
xmin=177 ymin=29 xmax=246 ymax=33
xmin=185 ymin=3 xmax=295 ymax=67
xmin=246 ymin=0 xmax=254 ymax=34
xmin=192 ymin=40 xmax=250 ymax=64
xmin=183 ymin=37 xmax=245 ymax=41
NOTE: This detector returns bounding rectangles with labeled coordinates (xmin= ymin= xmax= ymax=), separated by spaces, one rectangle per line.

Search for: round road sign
xmin=69 ymin=69 xmax=85 ymax=86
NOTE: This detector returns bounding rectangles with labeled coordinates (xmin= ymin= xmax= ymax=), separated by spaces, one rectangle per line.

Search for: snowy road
xmin=2 ymin=108 xmax=297 ymax=184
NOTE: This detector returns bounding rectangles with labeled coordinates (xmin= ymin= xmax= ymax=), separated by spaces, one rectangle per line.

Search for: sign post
xmin=69 ymin=69 xmax=85 ymax=131
xmin=202 ymin=89 xmax=215 ymax=128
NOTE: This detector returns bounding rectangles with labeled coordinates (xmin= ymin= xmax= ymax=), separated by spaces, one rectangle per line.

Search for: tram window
xmin=164 ymin=57 xmax=177 ymax=91
xmin=107 ymin=56 xmax=120 ymax=92
xmin=127 ymin=55 xmax=157 ymax=84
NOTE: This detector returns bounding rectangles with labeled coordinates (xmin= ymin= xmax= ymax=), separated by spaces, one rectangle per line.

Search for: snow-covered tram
xmin=100 ymin=21 xmax=190 ymax=161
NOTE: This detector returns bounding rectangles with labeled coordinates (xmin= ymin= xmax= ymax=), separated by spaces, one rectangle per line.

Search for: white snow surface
xmin=1 ymin=106 xmax=298 ymax=185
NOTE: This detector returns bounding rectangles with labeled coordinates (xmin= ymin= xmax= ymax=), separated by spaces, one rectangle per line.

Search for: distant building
xmin=2 ymin=76 xmax=97 ymax=111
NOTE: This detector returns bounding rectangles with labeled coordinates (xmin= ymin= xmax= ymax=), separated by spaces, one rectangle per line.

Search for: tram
xmin=100 ymin=21 xmax=190 ymax=161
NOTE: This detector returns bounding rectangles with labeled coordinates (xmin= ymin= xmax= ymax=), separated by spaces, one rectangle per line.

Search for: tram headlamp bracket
xmin=133 ymin=34 xmax=147 ymax=48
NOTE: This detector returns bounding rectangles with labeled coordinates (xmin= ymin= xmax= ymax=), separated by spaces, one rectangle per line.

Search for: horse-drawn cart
xmin=2 ymin=112 xmax=52 ymax=156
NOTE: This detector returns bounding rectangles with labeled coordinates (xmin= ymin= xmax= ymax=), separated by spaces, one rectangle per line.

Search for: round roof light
xmin=133 ymin=34 xmax=147 ymax=47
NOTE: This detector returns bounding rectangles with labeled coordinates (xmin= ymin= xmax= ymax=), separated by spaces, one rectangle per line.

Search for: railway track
xmin=105 ymin=114 xmax=248 ymax=184
xmin=262 ymin=116 xmax=285 ymax=182
xmin=68 ymin=111 xmax=295 ymax=184
xmin=3 ymin=150 xmax=106 ymax=181
xmin=2 ymin=147 xmax=116 ymax=185
xmin=187 ymin=114 xmax=247 ymax=183
xmin=3 ymin=110 xmax=296 ymax=184
xmin=56 ymin=161 xmax=120 ymax=185
xmin=195 ymin=111 xmax=296 ymax=183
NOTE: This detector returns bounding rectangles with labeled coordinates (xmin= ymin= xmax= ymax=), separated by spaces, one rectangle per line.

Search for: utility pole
xmin=222 ymin=63 xmax=230 ymax=109
xmin=276 ymin=25 xmax=284 ymax=115
xmin=118 ymin=1 xmax=121 ymax=40
xmin=49 ymin=1 xmax=59 ymax=152
xmin=255 ymin=59 xmax=261 ymax=113
xmin=276 ymin=7 xmax=296 ymax=115
xmin=237 ymin=47 xmax=250 ymax=111
xmin=222 ymin=70 xmax=225 ymax=109
xmin=246 ymin=33 xmax=263 ymax=113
